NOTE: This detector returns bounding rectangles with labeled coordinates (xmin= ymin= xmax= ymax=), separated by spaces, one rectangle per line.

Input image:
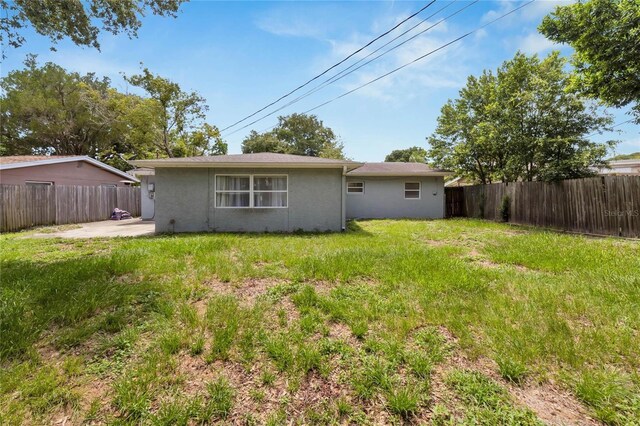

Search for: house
xmin=0 ymin=156 xmax=138 ymax=187
xmin=345 ymin=162 xmax=449 ymax=219
xmin=129 ymin=153 xmax=451 ymax=233
xmin=597 ymin=159 xmax=640 ymax=176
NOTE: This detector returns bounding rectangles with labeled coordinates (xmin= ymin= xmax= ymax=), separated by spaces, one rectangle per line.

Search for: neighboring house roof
xmin=0 ymin=155 xmax=139 ymax=183
xmin=597 ymin=159 xmax=640 ymax=176
xmin=346 ymin=162 xmax=452 ymax=177
xmin=130 ymin=153 xmax=363 ymax=170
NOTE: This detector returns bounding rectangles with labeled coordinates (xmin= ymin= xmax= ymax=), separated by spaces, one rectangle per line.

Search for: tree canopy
xmin=0 ymin=57 xmax=226 ymax=170
xmin=241 ymin=113 xmax=346 ymax=159
xmin=384 ymin=147 xmax=428 ymax=163
xmin=427 ymin=52 xmax=615 ymax=184
xmin=0 ymin=0 xmax=185 ymax=53
xmin=539 ymin=0 xmax=640 ymax=123
xmin=609 ymin=152 xmax=640 ymax=161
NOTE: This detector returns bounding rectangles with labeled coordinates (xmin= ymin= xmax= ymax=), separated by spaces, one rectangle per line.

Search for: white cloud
xmin=517 ymin=32 xmax=558 ymax=54
xmin=482 ymin=0 xmax=572 ymax=26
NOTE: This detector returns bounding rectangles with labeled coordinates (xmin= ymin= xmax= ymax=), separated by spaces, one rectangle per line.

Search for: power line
xmin=220 ymin=1 xmax=437 ymax=132
xmin=300 ymin=1 xmax=535 ymax=115
xmin=223 ymin=0 xmax=479 ymax=137
xmin=587 ymin=119 xmax=635 ymax=137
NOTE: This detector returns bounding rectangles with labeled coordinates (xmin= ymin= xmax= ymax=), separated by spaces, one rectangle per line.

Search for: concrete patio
xmin=29 ymin=218 xmax=155 ymax=238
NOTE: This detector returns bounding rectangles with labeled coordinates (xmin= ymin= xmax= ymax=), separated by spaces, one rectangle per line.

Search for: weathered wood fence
xmin=445 ymin=176 xmax=640 ymax=238
xmin=0 ymin=185 xmax=141 ymax=232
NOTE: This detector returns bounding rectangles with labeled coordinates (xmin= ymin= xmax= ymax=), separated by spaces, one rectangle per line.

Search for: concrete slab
xmin=30 ymin=218 xmax=155 ymax=238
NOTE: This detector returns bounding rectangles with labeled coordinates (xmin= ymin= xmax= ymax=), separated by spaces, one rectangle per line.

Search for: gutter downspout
xmin=341 ymin=166 xmax=347 ymax=231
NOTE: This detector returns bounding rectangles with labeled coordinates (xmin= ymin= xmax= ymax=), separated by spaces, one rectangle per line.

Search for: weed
xmin=497 ymin=357 xmax=528 ymax=384
xmin=264 ymin=334 xmax=295 ymax=372
xmin=203 ymin=377 xmax=235 ymax=420
xmin=386 ymin=386 xmax=420 ymax=419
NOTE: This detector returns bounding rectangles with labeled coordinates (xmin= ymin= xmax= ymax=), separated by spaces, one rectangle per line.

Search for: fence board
xmin=0 ymin=184 xmax=140 ymax=232
xmin=445 ymin=176 xmax=640 ymax=238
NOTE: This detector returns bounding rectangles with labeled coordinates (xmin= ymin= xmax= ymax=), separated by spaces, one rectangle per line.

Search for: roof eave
xmin=347 ymin=172 xmax=453 ymax=177
xmin=129 ymin=160 xmax=363 ymax=171
xmin=0 ymin=156 xmax=139 ymax=182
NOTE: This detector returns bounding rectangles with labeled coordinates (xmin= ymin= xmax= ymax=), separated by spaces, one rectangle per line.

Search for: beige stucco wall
xmin=0 ymin=161 xmax=130 ymax=186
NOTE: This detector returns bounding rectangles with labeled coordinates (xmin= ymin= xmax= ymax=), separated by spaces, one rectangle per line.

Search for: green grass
xmin=1 ymin=219 xmax=638 ymax=424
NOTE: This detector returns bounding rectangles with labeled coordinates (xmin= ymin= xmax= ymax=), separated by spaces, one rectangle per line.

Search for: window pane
xmin=216 ymin=192 xmax=250 ymax=207
xmin=405 ymin=182 xmax=420 ymax=190
xmin=405 ymin=190 xmax=420 ymax=199
xmin=216 ymin=176 xmax=250 ymax=191
xmin=254 ymin=176 xmax=287 ymax=191
xmin=254 ymin=192 xmax=287 ymax=207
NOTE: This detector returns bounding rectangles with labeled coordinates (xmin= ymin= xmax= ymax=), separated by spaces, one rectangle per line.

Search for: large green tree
xmin=385 ymin=146 xmax=428 ymax=163
xmin=0 ymin=58 xmax=225 ymax=169
xmin=428 ymin=52 xmax=615 ymax=183
xmin=539 ymin=0 xmax=640 ymax=123
xmin=125 ymin=68 xmax=226 ymax=158
xmin=0 ymin=0 xmax=185 ymax=53
xmin=242 ymin=113 xmax=345 ymax=159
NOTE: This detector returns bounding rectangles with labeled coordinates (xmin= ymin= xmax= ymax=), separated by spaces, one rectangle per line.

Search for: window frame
xmin=25 ymin=180 xmax=54 ymax=186
xmin=404 ymin=181 xmax=421 ymax=200
xmin=215 ymin=174 xmax=288 ymax=209
xmin=347 ymin=181 xmax=365 ymax=195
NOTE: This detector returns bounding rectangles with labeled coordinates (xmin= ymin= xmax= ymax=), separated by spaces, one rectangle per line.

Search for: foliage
xmin=242 ymin=113 xmax=345 ymax=159
xmin=384 ymin=146 xmax=428 ymax=163
xmin=499 ymin=195 xmax=511 ymax=223
xmin=427 ymin=52 xmax=615 ymax=183
xmin=539 ymin=0 xmax=640 ymax=124
xmin=0 ymin=0 xmax=185 ymax=53
xmin=609 ymin=152 xmax=640 ymax=161
xmin=125 ymin=68 xmax=226 ymax=158
xmin=0 ymin=58 xmax=225 ymax=169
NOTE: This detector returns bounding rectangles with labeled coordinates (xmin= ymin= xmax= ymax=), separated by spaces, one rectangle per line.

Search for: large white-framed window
xmin=404 ymin=182 xmax=421 ymax=199
xmin=215 ymin=174 xmax=288 ymax=208
xmin=347 ymin=181 xmax=364 ymax=195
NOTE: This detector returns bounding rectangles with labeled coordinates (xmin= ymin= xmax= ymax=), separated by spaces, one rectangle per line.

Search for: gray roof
xmin=346 ymin=162 xmax=451 ymax=176
xmin=130 ymin=153 xmax=362 ymax=169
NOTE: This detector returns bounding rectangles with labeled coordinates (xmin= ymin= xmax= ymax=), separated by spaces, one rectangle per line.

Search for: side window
xmin=347 ymin=182 xmax=364 ymax=194
xmin=404 ymin=182 xmax=420 ymax=199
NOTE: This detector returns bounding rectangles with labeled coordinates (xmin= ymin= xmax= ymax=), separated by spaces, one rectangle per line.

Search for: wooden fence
xmin=445 ymin=176 xmax=640 ymax=238
xmin=0 ymin=185 xmax=141 ymax=232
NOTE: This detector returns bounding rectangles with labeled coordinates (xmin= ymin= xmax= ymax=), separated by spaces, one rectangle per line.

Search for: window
xmin=215 ymin=175 xmax=287 ymax=208
xmin=347 ymin=181 xmax=364 ymax=194
xmin=25 ymin=181 xmax=53 ymax=186
xmin=404 ymin=182 xmax=420 ymax=199
xmin=101 ymin=184 xmax=117 ymax=188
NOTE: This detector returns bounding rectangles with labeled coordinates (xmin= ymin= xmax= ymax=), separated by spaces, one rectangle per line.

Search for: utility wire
xmin=587 ymin=119 xmax=635 ymax=137
xmin=220 ymin=0 xmax=437 ymax=132
xmin=249 ymin=0 xmax=536 ymax=137
xmin=223 ymin=0 xmax=478 ymax=137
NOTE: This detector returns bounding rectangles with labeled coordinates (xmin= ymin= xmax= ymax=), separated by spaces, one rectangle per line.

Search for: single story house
xmin=0 ymin=155 xmax=138 ymax=187
xmin=130 ymin=153 xmax=450 ymax=233
xmin=597 ymin=159 xmax=640 ymax=176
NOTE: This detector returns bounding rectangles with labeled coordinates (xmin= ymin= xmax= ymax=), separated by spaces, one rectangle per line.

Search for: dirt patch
xmin=427 ymin=327 xmax=600 ymax=426
xmin=204 ymin=278 xmax=283 ymax=306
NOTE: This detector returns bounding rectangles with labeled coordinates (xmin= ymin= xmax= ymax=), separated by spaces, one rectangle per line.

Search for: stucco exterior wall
xmin=155 ymin=167 xmax=344 ymax=233
xmin=345 ymin=176 xmax=445 ymax=219
xmin=0 ymin=161 xmax=131 ymax=186
xmin=139 ymin=175 xmax=156 ymax=220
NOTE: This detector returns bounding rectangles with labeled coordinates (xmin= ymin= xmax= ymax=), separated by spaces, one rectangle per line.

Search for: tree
xmin=385 ymin=147 xmax=428 ymax=163
xmin=539 ymin=0 xmax=640 ymax=123
xmin=241 ymin=113 xmax=345 ymax=159
xmin=427 ymin=52 xmax=615 ymax=183
xmin=125 ymin=68 xmax=226 ymax=157
xmin=609 ymin=152 xmax=640 ymax=161
xmin=0 ymin=0 xmax=185 ymax=53
xmin=0 ymin=58 xmax=225 ymax=170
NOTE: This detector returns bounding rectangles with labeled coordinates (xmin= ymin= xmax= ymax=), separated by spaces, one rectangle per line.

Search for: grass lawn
xmin=1 ymin=219 xmax=638 ymax=425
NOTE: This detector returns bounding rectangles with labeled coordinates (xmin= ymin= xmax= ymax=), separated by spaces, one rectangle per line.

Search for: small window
xmin=101 ymin=184 xmax=117 ymax=188
xmin=404 ymin=182 xmax=420 ymax=199
xmin=347 ymin=182 xmax=364 ymax=194
xmin=25 ymin=181 xmax=53 ymax=186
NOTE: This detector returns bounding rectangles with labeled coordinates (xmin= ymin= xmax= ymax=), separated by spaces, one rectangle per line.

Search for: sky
xmin=1 ymin=0 xmax=638 ymax=161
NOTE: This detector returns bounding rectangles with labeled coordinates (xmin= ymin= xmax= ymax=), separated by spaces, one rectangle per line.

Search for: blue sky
xmin=2 ymin=0 xmax=638 ymax=161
